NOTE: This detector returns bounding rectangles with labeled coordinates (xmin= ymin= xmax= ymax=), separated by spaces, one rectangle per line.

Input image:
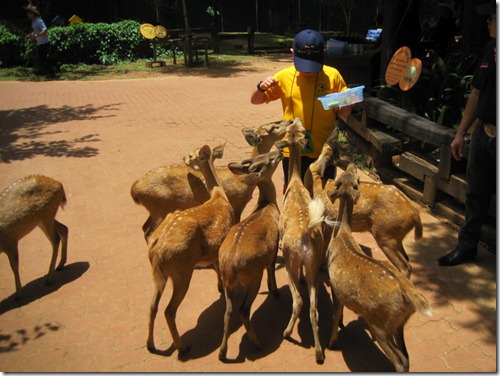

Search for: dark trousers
xmin=457 ymin=123 xmax=496 ymax=254
xmin=282 ymin=156 xmax=337 ymax=191
xmin=36 ymin=43 xmax=53 ymax=76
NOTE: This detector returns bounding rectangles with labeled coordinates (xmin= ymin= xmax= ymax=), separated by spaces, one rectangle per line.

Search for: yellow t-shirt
xmin=263 ymin=65 xmax=347 ymax=158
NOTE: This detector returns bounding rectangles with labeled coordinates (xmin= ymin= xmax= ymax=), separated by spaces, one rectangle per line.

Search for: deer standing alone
xmin=131 ymin=120 xmax=292 ymax=241
xmin=305 ymin=130 xmax=422 ymax=277
xmin=217 ymin=149 xmax=283 ymax=361
xmin=0 ymin=175 xmax=68 ymax=299
xmin=326 ymin=164 xmax=431 ymax=372
xmin=278 ymin=118 xmax=327 ymax=364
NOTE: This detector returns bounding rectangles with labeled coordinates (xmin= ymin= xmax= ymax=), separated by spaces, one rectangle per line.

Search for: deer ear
xmin=353 ymin=190 xmax=361 ymax=204
xmin=242 ymin=128 xmax=261 ymax=146
xmin=274 ymin=140 xmax=288 ymax=150
xmin=212 ymin=143 xmax=226 ymax=160
xmin=198 ymin=145 xmax=211 ymax=161
xmin=327 ymin=189 xmax=339 ymax=203
xmin=244 ymin=172 xmax=261 ymax=185
xmin=227 ymin=162 xmax=250 ymax=175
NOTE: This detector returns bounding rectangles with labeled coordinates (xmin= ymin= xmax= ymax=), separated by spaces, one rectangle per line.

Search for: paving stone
xmin=0 ymin=62 xmax=495 ymax=372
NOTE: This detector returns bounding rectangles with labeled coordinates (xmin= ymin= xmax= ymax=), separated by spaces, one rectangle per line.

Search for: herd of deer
xmin=0 ymin=118 xmax=431 ymax=371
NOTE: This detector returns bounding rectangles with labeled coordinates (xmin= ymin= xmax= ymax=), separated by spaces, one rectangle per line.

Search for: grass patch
xmin=0 ymin=53 xmax=290 ymax=81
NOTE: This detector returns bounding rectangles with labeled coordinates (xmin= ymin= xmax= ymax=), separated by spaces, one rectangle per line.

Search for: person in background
xmin=251 ymin=29 xmax=353 ymax=189
xmin=438 ymin=1 xmax=496 ymax=266
xmin=24 ymin=4 xmax=54 ymax=77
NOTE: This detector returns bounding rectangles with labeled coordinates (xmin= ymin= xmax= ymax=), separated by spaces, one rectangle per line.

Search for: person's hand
xmin=451 ymin=132 xmax=465 ymax=161
xmin=259 ymin=76 xmax=278 ymax=91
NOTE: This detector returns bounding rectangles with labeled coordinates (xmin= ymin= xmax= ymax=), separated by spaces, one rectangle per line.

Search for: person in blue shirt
xmin=24 ymin=4 xmax=54 ymax=77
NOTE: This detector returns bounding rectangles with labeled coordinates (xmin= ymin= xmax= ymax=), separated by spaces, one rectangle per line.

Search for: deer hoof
xmin=218 ymin=350 xmax=227 ymax=361
xmin=147 ymin=345 xmax=156 ymax=353
xmin=316 ymin=353 xmax=325 ymax=365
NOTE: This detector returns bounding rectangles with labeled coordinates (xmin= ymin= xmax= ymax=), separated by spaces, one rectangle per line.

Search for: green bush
xmin=1 ymin=20 xmax=176 ymax=66
xmin=0 ymin=23 xmax=25 ymax=66
xmin=47 ymin=20 xmax=152 ymax=65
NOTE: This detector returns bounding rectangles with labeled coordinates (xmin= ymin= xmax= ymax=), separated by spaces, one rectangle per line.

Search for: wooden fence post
xmin=247 ymin=26 xmax=255 ymax=54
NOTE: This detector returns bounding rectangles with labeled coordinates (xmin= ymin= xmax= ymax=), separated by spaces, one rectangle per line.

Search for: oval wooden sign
xmin=385 ymin=46 xmax=412 ymax=86
xmin=140 ymin=23 xmax=156 ymax=40
xmin=399 ymin=58 xmax=422 ymax=91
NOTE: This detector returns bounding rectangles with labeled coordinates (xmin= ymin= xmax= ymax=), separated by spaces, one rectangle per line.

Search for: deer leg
xmin=370 ymin=325 xmax=408 ymax=372
xmin=240 ymin=274 xmax=262 ymax=350
xmin=213 ymin=261 xmax=223 ymax=293
xmin=283 ymin=258 xmax=303 ymax=338
xmin=147 ymin=274 xmax=167 ymax=351
xmin=306 ymin=271 xmax=324 ymax=364
xmin=142 ymin=216 xmax=153 ymax=240
xmin=374 ymin=235 xmax=412 ymax=278
xmin=328 ymin=287 xmax=343 ymax=348
xmin=5 ymin=243 xmax=23 ymax=300
xmin=55 ymin=220 xmax=68 ymax=270
xmin=165 ymin=271 xmax=193 ymax=353
xmin=396 ymin=325 xmax=409 ymax=359
xmin=218 ymin=286 xmax=234 ymax=361
xmin=266 ymin=252 xmax=279 ymax=297
xmin=39 ymin=219 xmax=60 ymax=286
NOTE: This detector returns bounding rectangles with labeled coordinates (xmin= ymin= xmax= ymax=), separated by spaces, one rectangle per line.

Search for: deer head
xmin=327 ymin=163 xmax=361 ymax=204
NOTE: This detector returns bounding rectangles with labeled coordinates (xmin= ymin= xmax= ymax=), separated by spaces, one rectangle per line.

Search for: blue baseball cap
xmin=293 ymin=29 xmax=325 ymax=73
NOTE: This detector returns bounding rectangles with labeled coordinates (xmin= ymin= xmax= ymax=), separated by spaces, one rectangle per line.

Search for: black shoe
xmin=438 ymin=248 xmax=476 ymax=266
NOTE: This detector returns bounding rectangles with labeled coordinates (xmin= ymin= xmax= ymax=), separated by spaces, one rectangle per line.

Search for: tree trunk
xmin=181 ymin=0 xmax=192 ymax=67
xmin=255 ymin=0 xmax=259 ymax=32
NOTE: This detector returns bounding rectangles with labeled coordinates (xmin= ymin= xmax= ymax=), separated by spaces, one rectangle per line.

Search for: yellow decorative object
xmin=154 ymin=25 xmax=167 ymax=39
xmin=69 ymin=14 xmax=83 ymax=25
xmin=140 ymin=23 xmax=156 ymax=40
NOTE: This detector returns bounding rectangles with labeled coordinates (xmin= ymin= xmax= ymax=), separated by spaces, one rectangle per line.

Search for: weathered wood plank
xmin=355 ymin=96 xmax=456 ymax=146
xmin=345 ymin=112 xmax=402 ymax=154
xmin=398 ymin=152 xmax=438 ymax=181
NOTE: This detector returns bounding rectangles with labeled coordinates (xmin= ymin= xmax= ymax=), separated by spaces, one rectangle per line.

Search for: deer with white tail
xmin=278 ymin=118 xmax=328 ymax=364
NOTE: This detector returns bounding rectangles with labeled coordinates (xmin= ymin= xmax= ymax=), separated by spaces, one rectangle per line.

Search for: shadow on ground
xmin=0 ymin=103 xmax=121 ymax=162
xmin=0 ymin=322 xmax=62 ymax=353
xmin=410 ymin=221 xmax=496 ymax=343
xmin=0 ymin=261 xmax=90 ymax=315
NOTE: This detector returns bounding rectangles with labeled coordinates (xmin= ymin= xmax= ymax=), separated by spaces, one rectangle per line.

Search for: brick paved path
xmin=0 ymin=59 xmax=496 ymax=372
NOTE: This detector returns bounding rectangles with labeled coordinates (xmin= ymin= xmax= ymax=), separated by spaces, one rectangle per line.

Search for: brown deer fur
xmin=131 ymin=120 xmax=292 ymax=241
xmin=0 ymin=175 xmax=68 ymax=299
xmin=217 ymin=150 xmax=283 ymax=361
xmin=326 ymin=165 xmax=431 ymax=372
xmin=305 ymin=131 xmax=422 ymax=277
xmin=146 ymin=144 xmax=247 ymax=354
xmin=278 ymin=118 xmax=327 ymax=364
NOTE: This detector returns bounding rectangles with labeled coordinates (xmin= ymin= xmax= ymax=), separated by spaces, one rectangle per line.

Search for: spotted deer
xmin=278 ymin=118 xmax=327 ymax=364
xmin=304 ymin=130 xmax=422 ymax=277
xmin=0 ymin=175 xmax=68 ymax=299
xmin=326 ymin=164 xmax=431 ymax=372
xmin=131 ymin=120 xmax=292 ymax=241
xmin=146 ymin=144 xmax=270 ymax=354
xmin=218 ymin=149 xmax=283 ymax=361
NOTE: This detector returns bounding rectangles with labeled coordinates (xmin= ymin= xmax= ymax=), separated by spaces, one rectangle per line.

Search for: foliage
xmin=46 ymin=20 xmax=151 ymax=65
xmin=0 ymin=20 xmax=180 ymax=67
xmin=0 ymin=22 xmax=26 ymax=67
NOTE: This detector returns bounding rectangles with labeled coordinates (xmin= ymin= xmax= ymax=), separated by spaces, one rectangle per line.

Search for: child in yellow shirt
xmin=251 ymin=29 xmax=352 ymax=188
